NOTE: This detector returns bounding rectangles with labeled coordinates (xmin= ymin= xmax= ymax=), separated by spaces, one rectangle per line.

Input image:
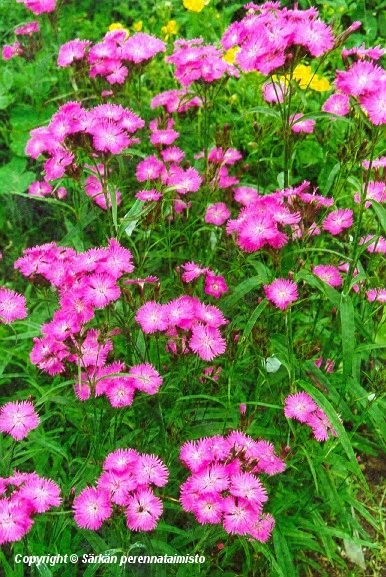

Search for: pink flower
xmin=125 ymin=489 xmax=163 ymax=531
xmin=73 ymin=487 xmax=112 ymax=530
xmin=0 ymin=401 xmax=40 ymax=441
xmin=128 ymin=363 xmax=163 ymax=395
xmin=83 ymin=274 xmax=121 ymax=308
xmin=189 ymin=323 xmax=226 ymax=361
xmin=223 ymin=497 xmax=258 ymax=535
xmin=204 ymin=274 xmax=228 ymax=299
xmin=284 ymin=392 xmax=317 ymax=423
xmin=135 ymin=301 xmax=169 ymax=333
xmin=181 ymin=262 xmax=206 ymax=283
xmin=264 ymin=279 xmax=298 ymax=310
xmin=2 ymin=43 xmax=23 ymax=61
xmin=0 ymin=500 xmax=32 ymax=544
xmin=312 ymin=265 xmax=342 ymax=288
xmin=205 ymin=203 xmax=231 ymax=226
xmin=15 ymin=21 xmax=39 ymax=36
xmin=284 ymin=393 xmax=337 ymax=441
xmin=290 ymin=114 xmax=315 ymax=134
xmin=136 ymin=189 xmax=162 ymax=202
xmin=0 ymin=288 xmax=27 ymax=324
xmin=57 ymin=40 xmax=90 ymax=67
xmin=18 ymin=478 xmax=61 ymax=513
xmin=263 ymin=80 xmax=286 ymax=104
xmin=360 ymin=81 xmax=386 ymax=125
xmin=322 ymin=93 xmax=350 ymax=116
xmin=167 ymin=166 xmax=202 ymax=194
xmin=19 ymin=0 xmax=56 ymax=15
xmin=90 ymin=121 xmax=130 ymax=154
xmin=134 ymin=454 xmax=169 ymax=487
xmin=136 ymin=156 xmax=165 ymax=182
xmin=336 ymin=60 xmax=383 ymax=97
xmin=322 ymin=208 xmax=353 ymax=235
xmin=250 ymin=513 xmax=275 ymax=542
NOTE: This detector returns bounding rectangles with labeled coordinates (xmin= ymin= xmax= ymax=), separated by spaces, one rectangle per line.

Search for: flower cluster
xmin=2 ymin=20 xmax=40 ymax=61
xmin=14 ymin=239 xmax=165 ymax=407
xmin=325 ymin=52 xmax=386 ymax=125
xmin=167 ymin=38 xmax=239 ymax=87
xmin=222 ymin=4 xmax=335 ymax=76
xmin=134 ymin=114 xmax=202 ymax=213
xmin=180 ymin=262 xmax=228 ymax=299
xmin=0 ymin=471 xmax=61 ymax=545
xmin=0 ymin=401 xmax=40 ymax=441
xmin=58 ymin=30 xmax=165 ymax=86
xmin=0 ymin=287 xmax=28 ymax=324
xmin=73 ymin=448 xmax=168 ymax=531
xmin=25 ymin=102 xmax=144 ymax=208
xmin=179 ymin=431 xmax=285 ymax=541
xmin=135 ymin=296 xmax=227 ymax=361
xmin=151 ymin=89 xmax=202 ymax=114
xmin=284 ymin=392 xmax=337 ymax=442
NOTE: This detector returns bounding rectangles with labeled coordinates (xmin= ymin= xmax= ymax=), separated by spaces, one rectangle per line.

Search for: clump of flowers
xmin=151 ymin=89 xmax=202 ymax=114
xmin=179 ymin=431 xmax=285 ymax=541
xmin=14 ymin=240 xmax=163 ymax=407
xmin=221 ymin=4 xmax=335 ymax=76
xmin=2 ymin=21 xmax=40 ymax=61
xmin=284 ymin=392 xmax=337 ymax=441
xmin=135 ymin=296 xmax=227 ymax=361
xmin=58 ymin=30 xmax=165 ymax=86
xmin=167 ymin=38 xmax=239 ymax=87
xmin=25 ymin=102 xmax=144 ymax=209
xmin=73 ymin=448 xmax=168 ymax=531
xmin=0 ymin=401 xmax=40 ymax=441
xmin=325 ymin=49 xmax=386 ymax=125
xmin=0 ymin=471 xmax=61 ymax=544
xmin=180 ymin=262 xmax=228 ymax=299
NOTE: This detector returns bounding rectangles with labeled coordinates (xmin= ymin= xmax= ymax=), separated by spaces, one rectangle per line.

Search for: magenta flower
xmin=284 ymin=392 xmax=337 ymax=441
xmin=290 ymin=114 xmax=316 ymax=134
xmin=0 ymin=288 xmax=27 ymax=324
xmin=189 ymin=323 xmax=226 ymax=361
xmin=0 ymin=401 xmax=40 ymax=441
xmin=135 ymin=301 xmax=169 ymax=333
xmin=336 ymin=60 xmax=383 ymax=97
xmin=18 ymin=0 xmax=56 ymax=15
xmin=322 ymin=93 xmax=350 ymax=116
xmin=205 ymin=203 xmax=231 ymax=226
xmin=313 ymin=265 xmax=343 ymax=288
xmin=73 ymin=487 xmax=112 ymax=530
xmin=322 ymin=208 xmax=353 ymax=235
xmin=18 ymin=478 xmax=61 ymax=513
xmin=57 ymin=39 xmax=91 ymax=67
xmin=204 ymin=274 xmax=228 ymax=299
xmin=125 ymin=489 xmax=163 ymax=531
xmin=0 ymin=500 xmax=33 ymax=545
xmin=264 ymin=279 xmax=298 ymax=310
xmin=128 ymin=364 xmax=163 ymax=395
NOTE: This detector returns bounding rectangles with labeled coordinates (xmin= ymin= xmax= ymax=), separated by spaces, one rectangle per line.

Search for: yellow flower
xmin=183 ymin=0 xmax=209 ymax=13
xmin=293 ymin=64 xmax=331 ymax=92
xmin=223 ymin=47 xmax=239 ymax=65
xmin=161 ymin=20 xmax=179 ymax=40
xmin=109 ymin=22 xmax=125 ymax=31
xmin=133 ymin=21 xmax=143 ymax=32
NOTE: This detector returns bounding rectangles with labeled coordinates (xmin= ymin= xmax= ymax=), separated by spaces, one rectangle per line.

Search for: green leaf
xmin=340 ymin=293 xmax=356 ymax=381
xmin=240 ymin=300 xmax=268 ymax=344
xmin=273 ymin=528 xmax=297 ymax=577
xmin=222 ymin=276 xmax=261 ymax=312
xmin=371 ymin=202 xmax=386 ymax=235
